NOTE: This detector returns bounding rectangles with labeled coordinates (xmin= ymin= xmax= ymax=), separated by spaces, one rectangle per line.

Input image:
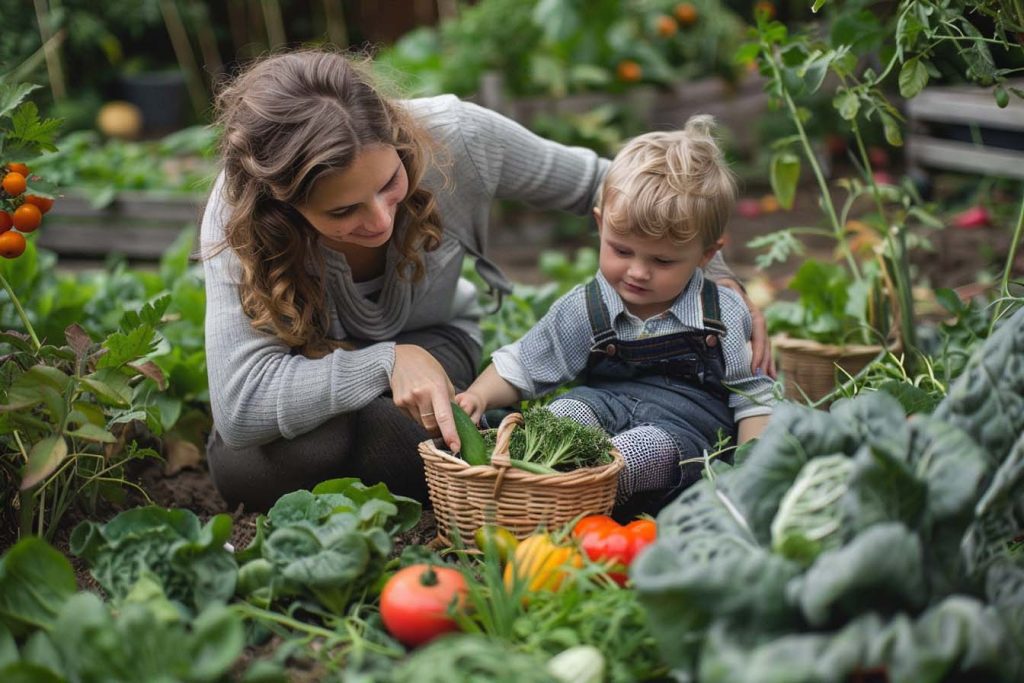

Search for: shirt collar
xmin=595 ymin=269 xmax=707 ymax=329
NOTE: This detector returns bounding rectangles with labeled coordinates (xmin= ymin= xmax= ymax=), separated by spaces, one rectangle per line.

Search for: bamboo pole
xmin=32 ymin=0 xmax=66 ymax=101
xmin=187 ymin=0 xmax=224 ymax=80
xmin=158 ymin=0 xmax=209 ymax=118
xmin=262 ymin=0 xmax=287 ymax=49
xmin=323 ymin=0 xmax=349 ymax=48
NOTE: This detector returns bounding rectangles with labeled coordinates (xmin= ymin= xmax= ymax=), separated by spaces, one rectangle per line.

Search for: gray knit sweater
xmin=201 ymin=95 xmax=735 ymax=448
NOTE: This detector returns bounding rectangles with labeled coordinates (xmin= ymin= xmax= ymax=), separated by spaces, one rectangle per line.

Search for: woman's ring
xmin=421 ymin=411 xmax=434 ymax=417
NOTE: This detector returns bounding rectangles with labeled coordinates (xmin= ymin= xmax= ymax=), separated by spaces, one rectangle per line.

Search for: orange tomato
xmin=12 ymin=203 xmax=42 ymax=232
xmin=674 ymin=2 xmax=699 ymax=27
xmin=0 ymin=212 xmax=11 ymax=233
xmin=24 ymin=194 xmax=55 ymax=214
xmin=754 ymin=1 xmax=776 ymax=19
xmin=6 ymin=162 xmax=30 ymax=176
xmin=655 ymin=14 xmax=678 ymax=37
xmin=0 ymin=230 xmax=26 ymax=259
xmin=616 ymin=60 xmax=643 ymax=83
xmin=2 ymin=172 xmax=27 ymax=196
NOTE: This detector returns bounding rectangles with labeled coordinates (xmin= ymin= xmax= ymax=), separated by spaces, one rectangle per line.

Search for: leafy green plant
xmin=235 ymin=478 xmax=421 ymax=616
xmin=631 ymin=306 xmax=1024 ymax=680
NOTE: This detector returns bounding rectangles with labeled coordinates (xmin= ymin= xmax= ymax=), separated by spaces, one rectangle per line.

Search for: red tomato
xmin=380 ymin=564 xmax=467 ymax=647
xmin=572 ymin=515 xmax=657 ymax=585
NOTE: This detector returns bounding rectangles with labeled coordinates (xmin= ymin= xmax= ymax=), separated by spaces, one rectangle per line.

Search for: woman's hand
xmin=391 ymin=344 xmax=460 ymax=452
xmin=718 ymin=278 xmax=776 ymax=379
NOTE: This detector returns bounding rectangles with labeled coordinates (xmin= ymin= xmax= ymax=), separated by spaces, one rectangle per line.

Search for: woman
xmin=201 ymin=48 xmax=773 ymax=510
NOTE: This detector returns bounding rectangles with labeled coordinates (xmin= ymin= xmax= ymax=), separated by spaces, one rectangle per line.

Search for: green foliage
xmin=70 ymin=506 xmax=238 ymax=613
xmin=234 ymin=478 xmax=420 ymax=615
xmin=631 ymin=308 xmax=1024 ymax=680
xmin=0 ymin=538 xmax=76 ymax=637
xmin=504 ymin=406 xmax=614 ymax=473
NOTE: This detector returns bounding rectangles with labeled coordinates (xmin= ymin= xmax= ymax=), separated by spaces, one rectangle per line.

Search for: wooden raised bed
xmin=474 ymin=71 xmax=768 ymax=152
xmin=905 ymin=80 xmax=1024 ymax=179
xmin=36 ymin=190 xmax=206 ymax=263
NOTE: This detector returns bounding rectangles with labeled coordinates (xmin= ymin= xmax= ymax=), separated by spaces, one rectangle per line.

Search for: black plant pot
xmin=119 ymin=71 xmax=187 ymax=136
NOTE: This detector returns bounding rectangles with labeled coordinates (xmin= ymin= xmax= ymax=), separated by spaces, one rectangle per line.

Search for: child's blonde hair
xmin=600 ymin=115 xmax=736 ymax=247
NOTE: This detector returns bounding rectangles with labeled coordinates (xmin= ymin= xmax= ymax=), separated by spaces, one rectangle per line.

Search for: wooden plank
xmin=907 ymin=81 xmax=1024 ymax=130
xmin=36 ymin=223 xmax=196 ymax=259
xmin=905 ymin=135 xmax=1024 ymax=179
xmin=49 ymin=191 xmax=207 ymax=223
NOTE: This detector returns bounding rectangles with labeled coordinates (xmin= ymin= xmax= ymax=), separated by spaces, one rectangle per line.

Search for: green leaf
xmin=0 ymin=83 xmax=40 ymax=121
xmin=7 ymin=102 xmax=62 ymax=155
xmin=899 ymin=58 xmax=929 ymax=98
xmin=78 ymin=368 xmax=132 ymax=406
xmin=880 ymin=111 xmax=903 ymax=147
xmin=0 ymin=538 xmax=76 ymax=637
xmin=21 ymin=436 xmax=68 ymax=490
xmin=769 ymin=152 xmax=800 ymax=210
xmin=793 ymin=523 xmax=926 ymax=627
xmin=834 ymin=89 xmax=860 ymax=120
xmin=66 ymin=423 xmax=116 ymax=444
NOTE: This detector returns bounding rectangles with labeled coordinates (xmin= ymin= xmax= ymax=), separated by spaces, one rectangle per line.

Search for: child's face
xmin=596 ymin=207 xmax=722 ymax=320
xmin=295 ymin=144 xmax=409 ymax=251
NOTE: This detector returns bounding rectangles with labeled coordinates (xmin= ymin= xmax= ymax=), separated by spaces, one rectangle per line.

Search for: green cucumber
xmin=451 ymin=401 xmax=489 ymax=466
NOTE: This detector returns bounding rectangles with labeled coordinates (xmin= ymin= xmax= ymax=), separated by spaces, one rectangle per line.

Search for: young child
xmin=455 ymin=115 xmax=776 ymax=506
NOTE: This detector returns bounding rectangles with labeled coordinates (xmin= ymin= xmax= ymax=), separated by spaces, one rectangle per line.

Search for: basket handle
xmin=489 ymin=412 xmax=523 ymax=498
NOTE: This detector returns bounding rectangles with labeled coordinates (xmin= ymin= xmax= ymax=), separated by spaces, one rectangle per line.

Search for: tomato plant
xmin=380 ymin=564 xmax=468 ymax=647
xmin=572 ymin=515 xmax=656 ymax=585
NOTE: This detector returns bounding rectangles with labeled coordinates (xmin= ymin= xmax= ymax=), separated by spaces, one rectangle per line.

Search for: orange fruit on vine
xmin=25 ymin=194 xmax=55 ymax=214
xmin=617 ymin=60 xmax=643 ymax=83
xmin=2 ymin=172 xmax=27 ymax=196
xmin=655 ymin=15 xmax=678 ymax=37
xmin=674 ymin=3 xmax=699 ymax=27
xmin=6 ymin=162 xmax=30 ymax=176
xmin=12 ymin=203 xmax=42 ymax=232
xmin=0 ymin=230 xmax=26 ymax=259
xmin=754 ymin=1 xmax=776 ymax=19
xmin=0 ymin=212 xmax=11 ymax=233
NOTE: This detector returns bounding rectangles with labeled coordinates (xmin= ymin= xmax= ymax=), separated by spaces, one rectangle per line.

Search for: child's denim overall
xmin=560 ymin=278 xmax=736 ymax=504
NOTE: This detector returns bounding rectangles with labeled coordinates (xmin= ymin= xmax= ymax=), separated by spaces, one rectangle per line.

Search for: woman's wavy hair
xmin=211 ymin=48 xmax=443 ymax=349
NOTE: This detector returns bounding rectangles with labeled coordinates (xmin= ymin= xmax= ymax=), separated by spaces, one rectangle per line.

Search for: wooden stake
xmin=262 ymin=0 xmax=287 ymax=49
xmin=158 ymin=0 xmax=209 ymax=118
xmin=32 ymin=0 xmax=66 ymax=101
xmin=322 ymin=0 xmax=349 ymax=48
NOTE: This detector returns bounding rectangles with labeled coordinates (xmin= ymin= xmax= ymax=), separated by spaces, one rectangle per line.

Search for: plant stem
xmin=765 ymin=45 xmax=862 ymax=283
xmin=0 ymin=272 xmax=40 ymax=350
xmin=990 ymin=190 xmax=1024 ymax=335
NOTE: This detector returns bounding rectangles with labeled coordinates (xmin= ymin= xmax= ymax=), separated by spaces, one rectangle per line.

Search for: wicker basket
xmin=418 ymin=412 xmax=624 ymax=546
xmin=774 ymin=335 xmax=886 ymax=404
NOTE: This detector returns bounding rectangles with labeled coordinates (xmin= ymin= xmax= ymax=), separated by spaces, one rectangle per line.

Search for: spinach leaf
xmin=0 ymin=538 xmax=76 ymax=637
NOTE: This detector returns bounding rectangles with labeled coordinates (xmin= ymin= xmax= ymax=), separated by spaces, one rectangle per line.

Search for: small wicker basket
xmin=774 ymin=334 xmax=886 ymax=404
xmin=418 ymin=412 xmax=624 ymax=546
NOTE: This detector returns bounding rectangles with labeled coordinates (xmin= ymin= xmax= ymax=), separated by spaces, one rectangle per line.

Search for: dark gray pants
xmin=206 ymin=326 xmax=481 ymax=511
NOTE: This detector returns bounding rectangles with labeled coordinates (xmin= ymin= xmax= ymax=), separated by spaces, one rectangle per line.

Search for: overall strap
xmin=701 ymin=279 xmax=727 ymax=336
xmin=584 ymin=279 xmax=617 ymax=348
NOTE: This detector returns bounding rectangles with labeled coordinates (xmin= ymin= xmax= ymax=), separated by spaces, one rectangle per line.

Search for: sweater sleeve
xmin=453 ymin=100 xmax=608 ymax=216
xmin=201 ymin=174 xmax=397 ymax=449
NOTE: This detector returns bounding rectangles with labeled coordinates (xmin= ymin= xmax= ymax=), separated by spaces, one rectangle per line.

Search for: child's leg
xmin=546 ymin=397 xmax=602 ymax=428
xmin=610 ymin=425 xmax=680 ymax=503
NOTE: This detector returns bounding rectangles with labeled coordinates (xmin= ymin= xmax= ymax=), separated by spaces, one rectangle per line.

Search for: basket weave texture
xmin=774 ymin=334 xmax=884 ymax=404
xmin=418 ymin=412 xmax=624 ymax=546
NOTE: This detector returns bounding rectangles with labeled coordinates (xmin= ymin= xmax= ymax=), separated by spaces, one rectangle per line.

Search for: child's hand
xmin=454 ymin=391 xmax=485 ymax=425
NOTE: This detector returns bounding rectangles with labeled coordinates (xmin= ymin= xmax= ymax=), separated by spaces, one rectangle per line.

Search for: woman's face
xmin=295 ymin=144 xmax=409 ymax=250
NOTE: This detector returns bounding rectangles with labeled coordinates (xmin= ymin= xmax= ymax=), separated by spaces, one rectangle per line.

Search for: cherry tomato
xmin=380 ymin=564 xmax=467 ymax=648
xmin=24 ymin=194 xmax=54 ymax=214
xmin=3 ymin=172 xmax=27 ymax=196
xmin=0 ymin=230 xmax=26 ymax=259
xmin=12 ymin=203 xmax=41 ymax=232
xmin=572 ymin=515 xmax=657 ymax=585
xmin=6 ymin=162 xmax=29 ymax=176
xmin=0 ymin=212 xmax=11 ymax=233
